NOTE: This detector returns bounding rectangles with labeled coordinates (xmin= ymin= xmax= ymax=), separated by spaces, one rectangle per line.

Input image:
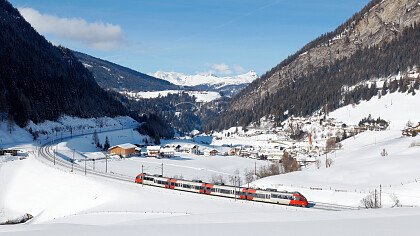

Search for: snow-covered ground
xmin=2 ymin=91 xmax=420 ymax=234
xmin=56 ymin=129 xmax=269 ymax=182
xmin=121 ymin=90 xmax=221 ymax=102
xmin=2 ymin=145 xmax=420 ymax=235
xmin=330 ymin=92 xmax=420 ymax=128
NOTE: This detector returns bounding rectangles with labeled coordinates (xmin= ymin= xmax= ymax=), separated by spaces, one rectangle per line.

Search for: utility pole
xmin=234 ymin=176 xmax=237 ymax=201
xmin=142 ymin=165 xmax=144 ymax=187
xmin=254 ymin=161 xmax=257 ymax=175
xmin=105 ymin=155 xmax=108 ymax=173
xmin=93 ymin=159 xmax=95 ymax=170
xmin=161 ymin=163 xmax=164 ymax=176
xmin=374 ymin=189 xmax=377 ymax=208
xmin=71 ymin=149 xmax=75 ymax=172
xmin=380 ymin=184 xmax=382 ymax=208
xmin=325 ymin=152 xmax=327 ymax=168
xmin=84 ymin=156 xmax=87 ymax=176
xmin=54 ymin=148 xmax=56 ymax=165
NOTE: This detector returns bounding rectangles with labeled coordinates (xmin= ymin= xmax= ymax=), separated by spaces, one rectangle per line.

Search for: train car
xmin=135 ymin=173 xmax=308 ymax=207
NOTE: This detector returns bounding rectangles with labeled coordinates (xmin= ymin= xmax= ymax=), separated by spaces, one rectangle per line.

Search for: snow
xmin=121 ymin=90 xmax=221 ymax=102
xmin=2 ymin=89 xmax=420 ymax=234
xmin=112 ymin=143 xmax=137 ymax=149
xmin=0 ymin=122 xmax=32 ymax=148
xmin=330 ymin=92 xmax=420 ymax=129
xmin=153 ymin=70 xmax=258 ymax=88
xmin=64 ymin=129 xmax=146 ymax=153
xmin=0 ymin=156 xmax=118 ymax=223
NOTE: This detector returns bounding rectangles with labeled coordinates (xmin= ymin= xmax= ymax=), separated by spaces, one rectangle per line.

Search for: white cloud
xmin=233 ymin=64 xmax=246 ymax=74
xmin=212 ymin=63 xmax=232 ymax=75
xmin=18 ymin=7 xmax=125 ymax=50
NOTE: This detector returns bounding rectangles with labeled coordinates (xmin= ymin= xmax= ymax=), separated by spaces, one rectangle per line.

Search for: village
xmin=101 ymin=114 xmax=407 ymax=170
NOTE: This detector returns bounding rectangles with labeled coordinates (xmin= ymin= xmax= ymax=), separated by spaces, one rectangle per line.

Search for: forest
xmin=0 ymin=0 xmax=128 ymax=127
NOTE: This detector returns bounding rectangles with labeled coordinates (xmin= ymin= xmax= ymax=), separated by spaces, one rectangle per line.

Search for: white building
xmin=146 ymin=146 xmax=161 ymax=157
xmin=160 ymin=147 xmax=175 ymax=158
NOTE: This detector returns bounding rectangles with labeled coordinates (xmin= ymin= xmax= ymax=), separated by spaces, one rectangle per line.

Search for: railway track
xmin=310 ymin=202 xmax=360 ymax=211
xmin=38 ymin=140 xmax=133 ymax=183
xmin=37 ymin=133 xmax=360 ymax=212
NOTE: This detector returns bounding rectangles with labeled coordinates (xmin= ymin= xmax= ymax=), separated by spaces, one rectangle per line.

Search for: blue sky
xmin=10 ymin=0 xmax=369 ymax=76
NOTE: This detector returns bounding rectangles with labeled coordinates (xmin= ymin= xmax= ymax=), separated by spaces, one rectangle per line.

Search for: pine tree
xmin=103 ymin=136 xmax=110 ymax=151
xmin=92 ymin=130 xmax=100 ymax=148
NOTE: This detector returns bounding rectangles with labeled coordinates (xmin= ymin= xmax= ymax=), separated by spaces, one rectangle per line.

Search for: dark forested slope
xmin=209 ymin=0 xmax=420 ymax=130
xmin=73 ymin=51 xmax=178 ymax=92
xmin=0 ymin=0 xmax=128 ymax=126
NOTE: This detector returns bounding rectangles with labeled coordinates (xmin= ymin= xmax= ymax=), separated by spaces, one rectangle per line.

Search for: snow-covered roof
xmin=161 ymin=147 xmax=175 ymax=153
xmin=184 ymin=144 xmax=198 ymax=149
xmin=147 ymin=146 xmax=161 ymax=151
xmin=109 ymin=143 xmax=137 ymax=150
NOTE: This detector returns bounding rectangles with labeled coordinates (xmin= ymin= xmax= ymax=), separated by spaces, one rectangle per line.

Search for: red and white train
xmin=135 ymin=173 xmax=309 ymax=207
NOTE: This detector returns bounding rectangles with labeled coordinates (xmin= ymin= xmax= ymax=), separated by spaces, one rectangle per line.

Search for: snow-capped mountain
xmin=152 ymin=70 xmax=258 ymax=97
xmin=153 ymin=71 xmax=258 ymax=89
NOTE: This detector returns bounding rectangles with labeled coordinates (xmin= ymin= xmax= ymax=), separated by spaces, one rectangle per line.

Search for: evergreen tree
xmin=103 ymin=136 xmax=110 ymax=151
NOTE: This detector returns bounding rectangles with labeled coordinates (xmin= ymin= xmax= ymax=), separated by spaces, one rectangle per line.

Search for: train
xmin=135 ymin=173 xmax=309 ymax=207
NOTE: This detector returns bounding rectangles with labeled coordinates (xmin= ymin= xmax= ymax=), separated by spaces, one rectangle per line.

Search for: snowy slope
xmin=330 ymin=92 xmax=420 ymax=129
xmin=153 ymin=71 xmax=258 ymax=88
xmin=250 ymin=91 xmax=420 ymax=207
xmin=2 ymin=155 xmax=420 ymax=235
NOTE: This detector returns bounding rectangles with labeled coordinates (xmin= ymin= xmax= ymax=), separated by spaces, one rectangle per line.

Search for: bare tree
xmin=390 ymin=193 xmax=401 ymax=207
xmin=210 ymin=174 xmax=226 ymax=185
xmin=326 ymin=157 xmax=334 ymax=168
xmin=315 ymin=159 xmax=321 ymax=169
xmin=361 ymin=191 xmax=381 ymax=209
xmin=325 ymin=137 xmax=338 ymax=152
xmin=380 ymin=148 xmax=388 ymax=157
xmin=244 ymin=168 xmax=254 ymax=187
xmin=281 ymin=152 xmax=300 ymax=173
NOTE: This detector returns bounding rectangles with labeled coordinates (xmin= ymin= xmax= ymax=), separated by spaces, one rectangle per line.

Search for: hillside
xmin=74 ymin=51 xmax=179 ymax=92
xmin=211 ymin=0 xmax=420 ymax=130
xmin=0 ymin=0 xmax=128 ymax=127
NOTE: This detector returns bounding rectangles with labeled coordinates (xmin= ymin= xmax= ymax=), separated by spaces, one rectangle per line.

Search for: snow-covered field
xmin=2 ymin=91 xmax=420 ymax=234
xmin=121 ymin=90 xmax=221 ymax=102
xmin=56 ymin=129 xmax=269 ymax=182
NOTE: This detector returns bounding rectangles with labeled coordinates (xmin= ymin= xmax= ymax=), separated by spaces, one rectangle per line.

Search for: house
xmin=266 ymin=152 xmax=283 ymax=162
xmin=183 ymin=144 xmax=199 ymax=155
xmin=108 ymin=143 xmax=137 ymax=157
xmin=402 ymin=122 xmax=420 ymax=137
xmin=174 ymin=144 xmax=182 ymax=152
xmin=146 ymin=146 xmax=161 ymax=157
xmin=0 ymin=149 xmax=18 ymax=156
xmin=229 ymin=147 xmax=241 ymax=156
xmin=160 ymin=147 xmax=175 ymax=158
xmin=203 ymin=149 xmax=218 ymax=156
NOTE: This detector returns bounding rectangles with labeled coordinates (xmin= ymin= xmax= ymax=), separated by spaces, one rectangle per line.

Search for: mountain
xmin=0 ymin=0 xmax=128 ymax=127
xmin=209 ymin=0 xmax=420 ymax=130
xmin=74 ymin=51 xmax=179 ymax=92
xmin=153 ymin=71 xmax=258 ymax=96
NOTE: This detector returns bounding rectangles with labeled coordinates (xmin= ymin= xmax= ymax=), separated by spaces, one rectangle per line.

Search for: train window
xmin=195 ymin=186 xmax=203 ymax=190
xmin=220 ymin=189 xmax=231 ymax=194
xmin=255 ymin=194 xmax=267 ymax=199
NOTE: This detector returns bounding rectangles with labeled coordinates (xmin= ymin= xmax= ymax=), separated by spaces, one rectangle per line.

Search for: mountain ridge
xmin=210 ymin=0 xmax=420 ymax=130
xmin=74 ymin=51 xmax=179 ymax=92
